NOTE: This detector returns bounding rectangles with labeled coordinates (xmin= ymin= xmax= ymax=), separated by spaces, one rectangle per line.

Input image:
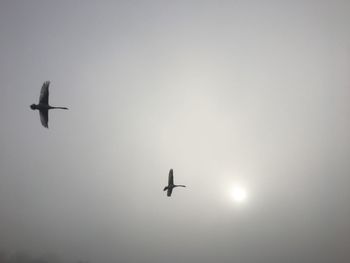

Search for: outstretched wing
xmin=39 ymin=109 xmax=49 ymax=128
xmin=39 ymin=81 xmax=50 ymax=105
xmin=167 ymin=187 xmax=173 ymax=197
xmin=168 ymin=169 xmax=174 ymax=185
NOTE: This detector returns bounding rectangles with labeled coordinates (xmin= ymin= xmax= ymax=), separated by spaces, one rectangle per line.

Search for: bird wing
xmin=167 ymin=187 xmax=173 ymax=197
xmin=39 ymin=109 xmax=49 ymax=128
xmin=39 ymin=81 xmax=50 ymax=105
xmin=168 ymin=169 xmax=174 ymax=185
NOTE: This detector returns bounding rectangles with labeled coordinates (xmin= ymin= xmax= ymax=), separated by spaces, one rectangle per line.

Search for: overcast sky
xmin=0 ymin=1 xmax=350 ymax=262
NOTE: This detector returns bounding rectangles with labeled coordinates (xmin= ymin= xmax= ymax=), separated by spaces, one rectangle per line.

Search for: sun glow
xmin=230 ymin=185 xmax=248 ymax=203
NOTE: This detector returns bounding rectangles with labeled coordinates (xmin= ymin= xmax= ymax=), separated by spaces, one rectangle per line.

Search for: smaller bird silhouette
xmin=30 ymin=81 xmax=68 ymax=128
xmin=163 ymin=169 xmax=186 ymax=197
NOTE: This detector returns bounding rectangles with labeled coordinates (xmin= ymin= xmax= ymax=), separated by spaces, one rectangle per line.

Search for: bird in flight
xmin=30 ymin=81 xmax=68 ymax=128
xmin=163 ymin=169 xmax=186 ymax=197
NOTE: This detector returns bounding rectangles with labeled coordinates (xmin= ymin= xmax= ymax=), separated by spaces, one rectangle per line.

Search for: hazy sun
xmin=230 ymin=185 xmax=248 ymax=203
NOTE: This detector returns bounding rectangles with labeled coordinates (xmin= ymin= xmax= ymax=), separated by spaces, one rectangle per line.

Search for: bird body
xmin=163 ymin=169 xmax=186 ymax=197
xmin=30 ymin=81 xmax=68 ymax=128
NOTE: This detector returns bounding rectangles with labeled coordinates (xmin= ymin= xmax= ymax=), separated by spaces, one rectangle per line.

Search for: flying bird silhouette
xmin=163 ymin=169 xmax=186 ymax=197
xmin=30 ymin=81 xmax=68 ymax=128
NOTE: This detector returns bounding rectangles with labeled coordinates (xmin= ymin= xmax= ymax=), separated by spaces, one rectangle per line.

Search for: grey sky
xmin=0 ymin=0 xmax=350 ymax=262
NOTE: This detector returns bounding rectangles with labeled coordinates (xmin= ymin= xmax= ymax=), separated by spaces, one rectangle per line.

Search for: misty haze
xmin=0 ymin=1 xmax=350 ymax=263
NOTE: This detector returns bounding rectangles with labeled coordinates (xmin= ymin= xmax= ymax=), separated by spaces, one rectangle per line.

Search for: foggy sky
xmin=0 ymin=1 xmax=350 ymax=262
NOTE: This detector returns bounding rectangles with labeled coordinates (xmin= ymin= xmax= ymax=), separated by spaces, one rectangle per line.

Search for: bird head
xmin=30 ymin=104 xmax=36 ymax=110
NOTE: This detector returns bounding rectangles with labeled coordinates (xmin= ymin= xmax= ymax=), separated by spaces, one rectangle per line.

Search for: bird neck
xmin=51 ymin=106 xmax=68 ymax=110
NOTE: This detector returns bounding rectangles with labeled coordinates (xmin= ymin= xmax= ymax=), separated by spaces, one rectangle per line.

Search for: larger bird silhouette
xmin=163 ymin=169 xmax=186 ymax=197
xmin=30 ymin=81 xmax=68 ymax=128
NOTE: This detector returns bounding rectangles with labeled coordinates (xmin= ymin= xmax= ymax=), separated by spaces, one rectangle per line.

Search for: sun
xmin=230 ymin=185 xmax=248 ymax=203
